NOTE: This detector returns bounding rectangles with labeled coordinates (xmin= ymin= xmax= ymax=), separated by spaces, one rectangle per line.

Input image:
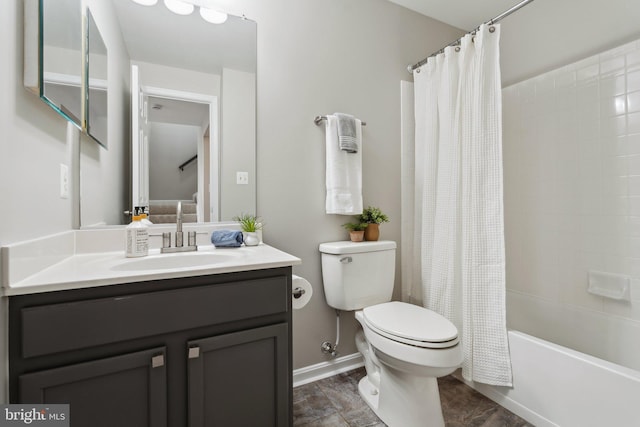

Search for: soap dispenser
xmin=125 ymin=207 xmax=149 ymax=257
xmin=139 ymin=206 xmax=153 ymax=226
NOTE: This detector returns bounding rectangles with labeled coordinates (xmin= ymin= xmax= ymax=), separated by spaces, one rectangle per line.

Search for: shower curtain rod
xmin=407 ymin=0 xmax=535 ymax=73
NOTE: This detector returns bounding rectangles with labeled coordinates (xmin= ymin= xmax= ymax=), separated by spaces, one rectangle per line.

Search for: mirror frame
xmin=24 ymin=0 xmax=85 ymax=129
xmin=23 ymin=0 xmax=110 ymax=147
xmin=86 ymin=9 xmax=108 ymax=147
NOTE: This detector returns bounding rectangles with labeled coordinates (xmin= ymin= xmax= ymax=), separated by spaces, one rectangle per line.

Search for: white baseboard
xmin=293 ymin=353 xmax=364 ymax=388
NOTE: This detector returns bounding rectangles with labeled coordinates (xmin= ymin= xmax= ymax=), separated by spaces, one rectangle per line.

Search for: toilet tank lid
xmin=319 ymin=240 xmax=396 ymax=254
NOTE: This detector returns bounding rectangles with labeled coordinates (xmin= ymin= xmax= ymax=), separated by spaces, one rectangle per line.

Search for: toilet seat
xmin=362 ymin=302 xmax=459 ymax=349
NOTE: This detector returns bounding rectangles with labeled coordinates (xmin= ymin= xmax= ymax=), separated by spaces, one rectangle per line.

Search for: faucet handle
xmin=176 ymin=201 xmax=183 ymax=230
xmin=162 ymin=232 xmax=171 ymax=248
xmin=176 ymin=231 xmax=184 ymax=248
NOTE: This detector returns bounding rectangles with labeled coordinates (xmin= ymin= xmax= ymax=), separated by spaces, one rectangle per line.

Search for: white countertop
xmin=1 ymin=229 xmax=301 ymax=296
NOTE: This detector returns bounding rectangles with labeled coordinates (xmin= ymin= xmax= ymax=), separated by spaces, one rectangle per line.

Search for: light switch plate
xmin=236 ymin=171 xmax=249 ymax=185
xmin=60 ymin=163 xmax=69 ymax=199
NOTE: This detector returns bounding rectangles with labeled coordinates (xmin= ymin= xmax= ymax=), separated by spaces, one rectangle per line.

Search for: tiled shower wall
xmin=503 ymin=38 xmax=640 ymax=371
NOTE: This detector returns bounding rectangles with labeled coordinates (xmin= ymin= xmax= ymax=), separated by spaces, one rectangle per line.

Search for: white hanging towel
xmin=325 ymin=114 xmax=363 ymax=214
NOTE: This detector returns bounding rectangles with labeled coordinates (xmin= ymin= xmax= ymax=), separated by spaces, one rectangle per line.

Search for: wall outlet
xmin=236 ymin=171 xmax=249 ymax=185
xmin=60 ymin=163 xmax=69 ymax=199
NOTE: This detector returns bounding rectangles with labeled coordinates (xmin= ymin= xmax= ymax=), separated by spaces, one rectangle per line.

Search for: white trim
xmin=293 ymin=353 xmax=363 ymax=388
xmin=23 ymin=0 xmax=39 ymax=93
xmin=208 ymin=100 xmax=219 ymax=222
xmin=142 ymin=86 xmax=215 ymax=105
xmin=43 ymin=72 xmax=81 ymax=87
xmin=137 ymin=85 xmax=219 ymax=221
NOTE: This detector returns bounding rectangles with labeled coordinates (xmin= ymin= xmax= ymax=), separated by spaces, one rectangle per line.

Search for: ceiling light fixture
xmin=131 ymin=0 xmax=158 ymax=5
xmin=199 ymin=7 xmax=228 ymax=24
xmin=163 ymin=0 xmax=194 ymax=15
xmin=131 ymin=0 xmax=229 ymax=24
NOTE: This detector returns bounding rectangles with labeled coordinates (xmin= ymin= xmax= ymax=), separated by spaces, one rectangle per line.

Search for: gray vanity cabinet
xmin=9 ymin=267 xmax=293 ymax=427
xmin=188 ymin=324 xmax=289 ymax=427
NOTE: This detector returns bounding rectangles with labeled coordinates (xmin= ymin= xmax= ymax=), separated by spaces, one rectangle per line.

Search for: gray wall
xmin=148 ymin=122 xmax=199 ymax=201
xmin=1 ymin=0 xmax=129 ymax=236
xmin=220 ymin=68 xmax=256 ymax=220
xmin=232 ymin=0 xmax=462 ymax=368
xmin=0 ymin=0 xmax=461 ymax=372
xmin=1 ymin=0 xmax=78 ymax=243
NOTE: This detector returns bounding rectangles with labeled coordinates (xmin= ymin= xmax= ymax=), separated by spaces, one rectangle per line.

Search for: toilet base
xmin=358 ymin=375 xmax=380 ymax=413
xmin=358 ymin=372 xmax=445 ymax=427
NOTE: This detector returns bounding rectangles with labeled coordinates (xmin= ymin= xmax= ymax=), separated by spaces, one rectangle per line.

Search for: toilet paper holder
xmin=291 ymin=274 xmax=312 ymax=310
xmin=293 ymin=287 xmax=306 ymax=299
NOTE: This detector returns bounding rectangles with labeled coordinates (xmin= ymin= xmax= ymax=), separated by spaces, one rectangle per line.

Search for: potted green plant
xmin=358 ymin=206 xmax=389 ymax=241
xmin=233 ymin=213 xmax=263 ymax=246
xmin=342 ymin=222 xmax=367 ymax=242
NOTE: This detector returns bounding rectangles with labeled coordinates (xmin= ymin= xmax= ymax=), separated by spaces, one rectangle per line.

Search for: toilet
xmin=319 ymin=240 xmax=462 ymax=427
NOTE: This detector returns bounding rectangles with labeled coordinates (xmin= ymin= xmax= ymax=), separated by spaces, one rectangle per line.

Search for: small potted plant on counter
xmin=359 ymin=206 xmax=389 ymax=241
xmin=342 ymin=222 xmax=367 ymax=242
xmin=233 ymin=213 xmax=263 ymax=246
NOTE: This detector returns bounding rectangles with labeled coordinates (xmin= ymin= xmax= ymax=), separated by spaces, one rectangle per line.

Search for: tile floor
xmin=293 ymin=368 xmax=533 ymax=427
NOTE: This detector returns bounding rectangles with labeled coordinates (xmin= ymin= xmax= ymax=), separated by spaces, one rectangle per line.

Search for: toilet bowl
xmin=355 ymin=302 xmax=462 ymax=427
xmin=319 ymin=241 xmax=462 ymax=427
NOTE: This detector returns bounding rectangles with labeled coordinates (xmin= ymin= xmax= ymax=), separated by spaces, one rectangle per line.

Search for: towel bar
xmin=314 ymin=115 xmax=366 ymax=126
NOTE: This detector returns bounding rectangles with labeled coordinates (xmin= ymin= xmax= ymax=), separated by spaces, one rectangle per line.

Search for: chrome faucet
xmin=161 ymin=201 xmax=198 ymax=253
xmin=176 ymin=201 xmax=183 ymax=247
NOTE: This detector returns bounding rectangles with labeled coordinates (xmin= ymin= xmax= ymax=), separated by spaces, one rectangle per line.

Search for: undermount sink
xmin=110 ymin=251 xmax=243 ymax=272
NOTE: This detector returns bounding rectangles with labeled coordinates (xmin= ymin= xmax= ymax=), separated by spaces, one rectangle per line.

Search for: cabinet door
xmin=19 ymin=347 xmax=167 ymax=427
xmin=188 ymin=323 xmax=289 ymax=427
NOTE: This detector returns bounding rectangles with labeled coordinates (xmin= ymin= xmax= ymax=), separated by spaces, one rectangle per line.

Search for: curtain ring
xmin=455 ymin=46 xmax=461 ymax=53
xmin=416 ymin=68 xmax=421 ymax=73
xmin=489 ymin=25 xmax=495 ymax=33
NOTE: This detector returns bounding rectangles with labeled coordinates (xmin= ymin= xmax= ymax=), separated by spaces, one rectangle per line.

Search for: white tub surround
xmin=1 ymin=227 xmax=301 ymax=296
xmin=502 ymin=37 xmax=640 ymax=373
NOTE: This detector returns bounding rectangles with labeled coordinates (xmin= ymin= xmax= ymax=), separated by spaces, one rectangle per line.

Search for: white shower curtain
xmin=412 ymin=24 xmax=512 ymax=386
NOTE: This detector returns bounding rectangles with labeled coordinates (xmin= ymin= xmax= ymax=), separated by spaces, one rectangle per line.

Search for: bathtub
xmin=461 ymin=330 xmax=640 ymax=427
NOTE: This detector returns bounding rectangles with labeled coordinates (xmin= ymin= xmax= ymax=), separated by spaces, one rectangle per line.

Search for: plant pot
xmin=364 ymin=223 xmax=379 ymax=241
xmin=243 ymin=232 xmax=260 ymax=246
xmin=349 ymin=230 xmax=365 ymax=242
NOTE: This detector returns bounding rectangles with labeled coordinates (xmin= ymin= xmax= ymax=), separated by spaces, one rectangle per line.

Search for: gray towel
xmin=335 ymin=113 xmax=358 ymax=153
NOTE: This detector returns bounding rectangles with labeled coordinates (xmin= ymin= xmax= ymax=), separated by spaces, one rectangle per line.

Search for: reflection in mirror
xmin=86 ymin=10 xmax=108 ymax=147
xmin=80 ymin=0 xmax=257 ymax=226
xmin=145 ymin=94 xmax=213 ymax=224
xmin=41 ymin=0 xmax=83 ymax=127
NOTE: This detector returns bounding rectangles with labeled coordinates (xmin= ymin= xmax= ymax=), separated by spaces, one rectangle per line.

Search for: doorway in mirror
xmin=131 ymin=65 xmax=219 ymax=223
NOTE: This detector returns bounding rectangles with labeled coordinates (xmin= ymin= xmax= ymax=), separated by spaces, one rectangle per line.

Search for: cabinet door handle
xmin=151 ymin=354 xmax=165 ymax=368
xmin=188 ymin=346 xmax=200 ymax=359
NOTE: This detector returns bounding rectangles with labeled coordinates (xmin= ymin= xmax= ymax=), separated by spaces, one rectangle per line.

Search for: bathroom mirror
xmin=24 ymin=0 xmax=84 ymax=128
xmin=80 ymin=0 xmax=257 ymax=226
xmin=86 ymin=10 xmax=108 ymax=147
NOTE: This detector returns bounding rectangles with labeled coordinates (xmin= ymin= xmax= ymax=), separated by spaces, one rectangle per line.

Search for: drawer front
xmin=20 ymin=276 xmax=288 ymax=358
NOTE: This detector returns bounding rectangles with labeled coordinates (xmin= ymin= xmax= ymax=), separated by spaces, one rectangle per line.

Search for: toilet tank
xmin=319 ymin=240 xmax=397 ymax=311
